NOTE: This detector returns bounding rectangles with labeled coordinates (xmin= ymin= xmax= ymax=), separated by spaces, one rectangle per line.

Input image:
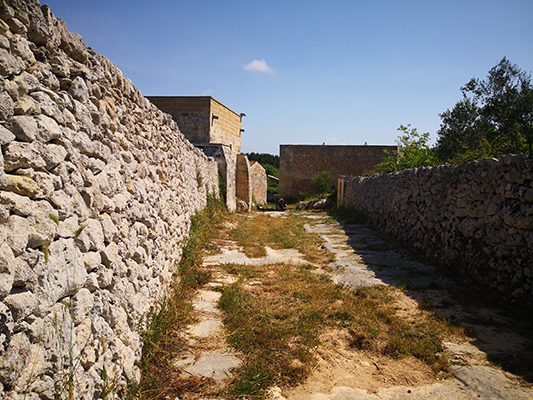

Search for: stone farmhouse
xmin=147 ymin=96 xmax=266 ymax=210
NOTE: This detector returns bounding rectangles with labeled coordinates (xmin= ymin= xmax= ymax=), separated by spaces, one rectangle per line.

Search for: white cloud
xmin=202 ymin=89 xmax=214 ymax=95
xmin=243 ymin=59 xmax=275 ymax=74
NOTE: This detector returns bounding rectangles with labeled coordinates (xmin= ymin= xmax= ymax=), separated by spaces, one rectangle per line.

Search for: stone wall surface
xmin=340 ymin=155 xmax=533 ymax=307
xmin=279 ymin=144 xmax=396 ymax=197
xmin=236 ymin=153 xmax=251 ymax=209
xmin=198 ymin=144 xmax=236 ymax=211
xmin=0 ymin=0 xmax=218 ymax=398
xmin=250 ymin=161 xmax=267 ymax=205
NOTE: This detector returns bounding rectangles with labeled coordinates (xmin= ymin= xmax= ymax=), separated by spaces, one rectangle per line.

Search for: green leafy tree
xmin=311 ymin=170 xmax=334 ymax=195
xmin=436 ymin=57 xmax=533 ymax=162
xmin=245 ymin=152 xmax=280 ymax=168
xmin=262 ymin=163 xmax=278 ymax=178
xmin=375 ymin=125 xmax=438 ymax=174
xmin=262 ymin=163 xmax=279 ymax=195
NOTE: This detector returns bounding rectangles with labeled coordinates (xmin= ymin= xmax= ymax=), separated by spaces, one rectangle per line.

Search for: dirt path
xmin=180 ymin=210 xmax=533 ymax=399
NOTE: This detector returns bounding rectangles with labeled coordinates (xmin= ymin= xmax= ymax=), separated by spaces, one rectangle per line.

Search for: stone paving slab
xmin=184 ymin=351 xmax=241 ymax=383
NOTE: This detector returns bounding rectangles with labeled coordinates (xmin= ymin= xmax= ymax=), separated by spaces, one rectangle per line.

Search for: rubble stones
xmin=341 ymin=156 xmax=533 ymax=307
xmin=0 ymin=0 xmax=219 ymax=397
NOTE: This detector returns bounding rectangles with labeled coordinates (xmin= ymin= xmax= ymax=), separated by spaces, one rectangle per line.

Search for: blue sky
xmin=44 ymin=0 xmax=533 ymax=155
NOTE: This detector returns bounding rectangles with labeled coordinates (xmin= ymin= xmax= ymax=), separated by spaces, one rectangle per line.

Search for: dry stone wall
xmin=0 ymin=0 xmax=218 ymax=398
xmin=340 ymin=155 xmax=533 ymax=307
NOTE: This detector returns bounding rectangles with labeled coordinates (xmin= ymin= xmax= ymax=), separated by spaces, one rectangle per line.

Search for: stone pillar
xmin=236 ymin=154 xmax=252 ymax=209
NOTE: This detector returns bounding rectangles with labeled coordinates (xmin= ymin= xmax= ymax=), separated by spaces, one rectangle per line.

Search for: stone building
xmin=279 ymin=144 xmax=396 ymax=197
xmin=147 ymin=96 xmax=245 ymax=152
xmin=148 ymin=96 xmax=267 ymax=210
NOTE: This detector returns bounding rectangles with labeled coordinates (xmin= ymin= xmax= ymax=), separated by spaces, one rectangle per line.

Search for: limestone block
xmin=0 ymin=333 xmax=31 ymax=389
xmin=0 ymin=153 xmax=7 ymax=188
xmin=27 ymin=204 xmax=56 ymax=249
xmin=0 ymin=47 xmax=25 ymax=76
xmin=84 ymin=272 xmax=99 ymax=292
xmin=0 ymin=90 xmax=14 ymax=119
xmin=13 ymin=95 xmax=36 ymax=115
xmin=3 ymin=141 xmax=46 ymax=171
xmin=68 ymin=76 xmax=88 ymax=103
xmin=71 ymin=288 xmax=94 ymax=324
xmin=71 ymin=99 xmax=94 ymax=133
xmin=83 ymin=251 xmax=101 ymax=272
xmin=29 ymin=91 xmax=64 ymax=123
xmin=34 ymin=114 xmax=62 ymax=142
xmin=0 ymin=191 xmax=33 ymax=216
xmin=5 ymin=214 xmax=29 ymax=255
xmin=101 ymin=242 xmax=120 ymax=268
xmin=34 ymin=238 xmax=87 ymax=306
xmin=41 ymin=142 xmax=67 ymax=169
xmin=100 ymin=214 xmax=119 ymax=243
xmin=0 ymin=242 xmax=16 ymax=298
xmin=0 ymin=204 xmax=8 ymax=223
xmin=523 ymin=188 xmax=533 ymax=204
xmin=0 ymin=124 xmax=15 ymax=145
xmin=5 ymin=114 xmax=39 ymax=141
xmin=56 ymin=215 xmax=77 ymax=238
xmin=4 ymin=174 xmax=39 ymax=198
xmin=96 ymin=267 xmax=113 ymax=289
xmin=75 ymin=218 xmax=105 ymax=252
xmin=3 ymin=292 xmax=40 ymax=321
xmin=91 ymin=314 xmax=114 ymax=344
xmin=13 ymin=256 xmax=36 ymax=288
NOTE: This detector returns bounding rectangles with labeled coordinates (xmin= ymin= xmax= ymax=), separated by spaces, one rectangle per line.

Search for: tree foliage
xmin=311 ymin=170 xmax=334 ymax=195
xmin=245 ymin=152 xmax=280 ymax=168
xmin=435 ymin=57 xmax=533 ymax=163
xmin=375 ymin=125 xmax=438 ymax=174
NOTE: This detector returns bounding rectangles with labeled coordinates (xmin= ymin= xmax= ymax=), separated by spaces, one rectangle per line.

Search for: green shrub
xmin=311 ymin=170 xmax=334 ymax=195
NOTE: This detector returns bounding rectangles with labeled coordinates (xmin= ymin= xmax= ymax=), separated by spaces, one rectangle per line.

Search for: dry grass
xmin=218 ymin=261 xmax=463 ymax=398
xmin=227 ymin=213 xmax=332 ymax=264
xmin=133 ymin=207 xmax=465 ymax=399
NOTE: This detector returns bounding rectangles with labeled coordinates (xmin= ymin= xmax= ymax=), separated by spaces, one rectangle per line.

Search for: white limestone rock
xmin=71 ymin=288 xmax=94 ymax=324
xmin=3 ymin=292 xmax=40 ymax=321
xmin=34 ymin=238 xmax=87 ymax=306
xmin=0 ymin=191 xmax=33 ymax=216
xmin=2 ymin=141 xmax=46 ymax=171
xmin=0 ymin=243 xmax=16 ymax=298
xmin=5 ymin=215 xmax=29 ymax=255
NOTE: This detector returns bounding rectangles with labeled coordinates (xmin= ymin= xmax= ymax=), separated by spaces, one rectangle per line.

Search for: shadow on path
xmin=311 ymin=217 xmax=533 ymax=386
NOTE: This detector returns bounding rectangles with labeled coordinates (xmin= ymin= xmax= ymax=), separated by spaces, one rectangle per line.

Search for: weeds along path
xmin=140 ymin=209 xmax=533 ymax=400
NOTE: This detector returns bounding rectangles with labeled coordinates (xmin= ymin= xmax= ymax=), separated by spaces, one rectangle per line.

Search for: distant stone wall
xmin=0 ymin=1 xmax=218 ymax=398
xmin=339 ymin=155 xmax=533 ymax=307
xmin=279 ymin=145 xmax=396 ymax=197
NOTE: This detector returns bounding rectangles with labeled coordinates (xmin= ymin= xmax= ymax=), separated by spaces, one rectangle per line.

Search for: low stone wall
xmin=339 ymin=155 xmax=533 ymax=307
xmin=0 ymin=0 xmax=218 ymax=398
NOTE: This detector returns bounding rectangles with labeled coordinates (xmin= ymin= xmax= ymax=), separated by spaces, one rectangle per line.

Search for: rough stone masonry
xmin=339 ymin=155 xmax=533 ymax=308
xmin=0 ymin=0 xmax=218 ymax=398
